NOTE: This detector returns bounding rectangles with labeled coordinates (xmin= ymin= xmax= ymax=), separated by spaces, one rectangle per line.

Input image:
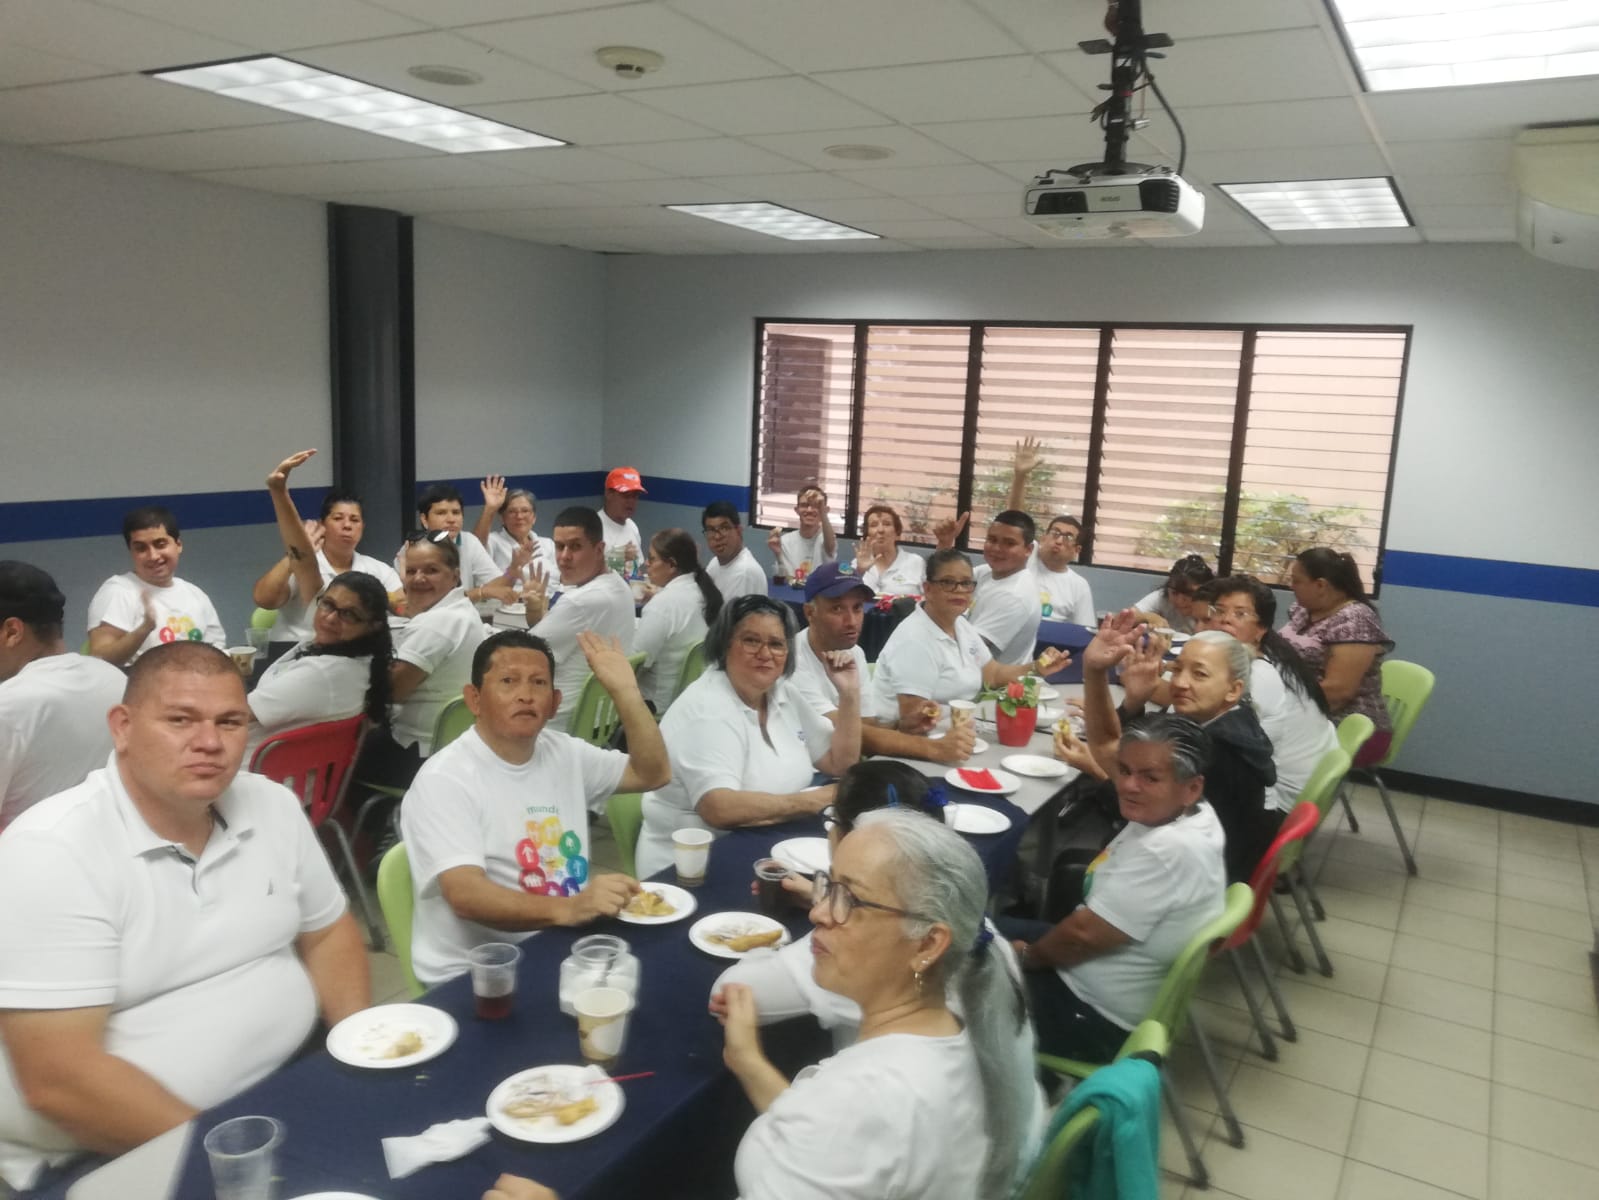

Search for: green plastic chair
xmin=376 ymin=842 xmax=424 ymax=998
xmin=1332 ymin=712 xmax=1375 ymax=834
xmin=568 ymin=653 xmax=648 ymax=747
xmin=250 ymin=607 xmax=279 ymax=631
xmin=673 ymin=639 xmax=707 ymax=703
xmin=1037 ymin=882 xmax=1253 ymax=1190
xmin=353 ymin=699 xmax=476 ymax=846
xmin=1019 ymin=1020 xmax=1169 ymax=1200
xmin=607 ymin=794 xmax=644 ymax=877
xmin=1346 ymin=662 xmax=1434 ymax=875
xmin=1276 ymin=745 xmax=1354 ymax=973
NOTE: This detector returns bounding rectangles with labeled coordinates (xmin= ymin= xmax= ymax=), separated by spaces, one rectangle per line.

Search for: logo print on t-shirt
xmin=1038 ymin=589 xmax=1054 ymax=618
xmin=157 ymin=614 xmax=203 ymax=644
xmin=1082 ymin=846 xmax=1112 ymax=899
xmin=515 ymin=814 xmax=587 ymax=898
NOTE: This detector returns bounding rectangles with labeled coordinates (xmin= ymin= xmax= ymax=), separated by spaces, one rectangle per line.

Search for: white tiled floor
xmin=1167 ymin=784 xmax=1599 ymax=1200
xmin=357 ymin=788 xmax=1598 ymax=1198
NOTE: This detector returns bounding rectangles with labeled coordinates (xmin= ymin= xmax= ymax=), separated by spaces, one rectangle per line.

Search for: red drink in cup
xmin=754 ymin=858 xmax=790 ymax=917
xmin=469 ymin=942 xmax=521 ymax=1020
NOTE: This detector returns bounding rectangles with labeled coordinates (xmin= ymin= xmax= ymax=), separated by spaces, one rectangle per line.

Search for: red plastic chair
xmin=250 ymin=715 xmax=383 ymax=949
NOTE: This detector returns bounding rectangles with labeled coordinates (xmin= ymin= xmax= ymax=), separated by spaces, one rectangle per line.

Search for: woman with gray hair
xmin=634 ymin=594 xmax=862 ymax=877
xmin=1003 ymin=713 xmax=1227 ymax=1062
xmin=473 ymin=477 xmax=556 ymax=587
xmin=716 ymin=808 xmax=1039 ymax=1200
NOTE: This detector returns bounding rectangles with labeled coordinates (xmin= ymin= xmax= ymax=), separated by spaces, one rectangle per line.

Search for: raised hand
xmin=718 ymin=984 xmax=767 ymax=1074
xmin=267 ymin=448 xmax=316 ymax=490
xmin=820 ymin=648 xmax=859 ymax=696
xmin=1052 ymin=720 xmax=1099 ymax=774
xmin=1081 ymin=608 xmax=1148 ymax=673
xmin=1013 ymin=435 xmax=1043 ymax=476
xmin=508 ymin=542 xmax=534 ymax=577
xmin=577 ymin=631 xmax=642 ymax=700
xmin=480 ymin=475 xmax=508 ymax=511
xmin=1034 ymin=646 xmax=1071 ymax=678
xmin=522 ymin=563 xmax=550 ymax=626
xmin=302 ymin=518 xmax=325 ymax=553
xmin=767 ymin=526 xmax=784 ymax=557
xmin=932 ymin=510 xmax=971 ymax=550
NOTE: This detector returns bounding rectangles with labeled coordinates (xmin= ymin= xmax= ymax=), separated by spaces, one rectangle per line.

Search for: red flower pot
xmin=994 ymin=705 xmax=1038 ymax=747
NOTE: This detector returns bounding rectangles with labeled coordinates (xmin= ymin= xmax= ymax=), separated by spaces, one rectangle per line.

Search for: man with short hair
xmin=87 ymin=506 xmax=226 ymax=667
xmin=937 ymin=510 xmax=1046 ymax=667
xmin=701 ymin=501 xmax=768 ymax=603
xmin=1032 ymin=516 xmax=1095 ymax=625
xmin=0 ymin=643 xmax=369 ymax=1189
xmin=524 ymin=507 xmax=636 ymax=728
xmin=599 ymin=467 xmax=647 ymax=573
xmin=793 ymin=563 xmax=975 ymax=764
xmin=394 ymin=483 xmax=514 ymax=606
xmin=767 ymin=484 xmax=837 ymax=583
xmin=0 ymin=562 xmax=125 ymax=831
xmin=401 ymin=630 xmax=670 ymax=986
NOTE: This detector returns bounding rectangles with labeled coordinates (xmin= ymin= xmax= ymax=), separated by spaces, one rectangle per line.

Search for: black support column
xmin=328 ymin=203 xmax=414 ymax=552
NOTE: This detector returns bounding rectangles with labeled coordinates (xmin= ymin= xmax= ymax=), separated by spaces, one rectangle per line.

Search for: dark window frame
xmin=749 ymin=318 xmax=1412 ymax=593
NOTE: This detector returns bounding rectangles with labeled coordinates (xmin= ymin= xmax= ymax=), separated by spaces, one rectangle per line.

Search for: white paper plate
xmin=968 ymin=737 xmax=990 ymax=755
xmin=945 ymin=803 xmax=1012 ymax=835
xmin=1002 ymin=754 xmax=1070 ymax=779
xmin=943 ymin=766 xmax=1022 ymax=797
xmin=617 ymin=882 xmax=697 ymax=925
xmin=1037 ymin=704 xmax=1064 ymax=722
xmin=487 ymin=1064 xmax=624 ymax=1144
xmin=290 ymin=1194 xmax=384 ymax=1199
xmin=770 ymin=836 xmax=830 ymax=875
xmin=689 ymin=913 xmax=792 ymax=960
xmin=1037 ymin=686 xmax=1061 ymax=701
xmin=325 ymin=1003 xmax=457 ymax=1070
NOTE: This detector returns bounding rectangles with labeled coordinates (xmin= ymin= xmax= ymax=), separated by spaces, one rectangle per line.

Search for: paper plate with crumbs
xmin=488 ymin=1064 xmax=624 ymax=1144
xmin=770 ymin=836 xmax=830 ymax=876
xmin=944 ymin=803 xmax=1012 ymax=835
xmin=326 ymin=1003 xmax=457 ymax=1070
xmin=617 ymin=881 xmax=696 ymax=925
xmin=689 ymin=913 xmax=791 ymax=959
xmin=1001 ymin=754 xmax=1070 ymax=779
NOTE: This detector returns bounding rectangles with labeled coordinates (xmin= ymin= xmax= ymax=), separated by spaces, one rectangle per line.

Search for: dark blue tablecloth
xmin=31 ymin=801 xmax=1027 ymax=1200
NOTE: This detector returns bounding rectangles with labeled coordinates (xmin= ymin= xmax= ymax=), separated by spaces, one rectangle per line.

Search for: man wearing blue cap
xmin=795 ymin=563 xmax=975 ymax=764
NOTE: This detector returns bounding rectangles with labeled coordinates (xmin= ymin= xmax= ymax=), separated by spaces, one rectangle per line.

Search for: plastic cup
xmin=226 ymin=646 xmax=258 ymax=677
xmin=469 ymin=942 xmax=521 ymax=1019
xmin=203 ymin=1115 xmax=282 ymax=1200
xmin=672 ymin=828 xmax=713 ymax=887
xmin=575 ymin=986 xmax=634 ymax=1067
xmin=244 ymin=627 xmax=271 ymax=654
xmin=948 ymin=699 xmax=976 ymax=729
xmin=754 ymin=858 xmax=791 ymax=917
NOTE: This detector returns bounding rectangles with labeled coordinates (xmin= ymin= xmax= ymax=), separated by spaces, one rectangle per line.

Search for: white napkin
xmin=382 ymin=1116 xmax=492 ymax=1179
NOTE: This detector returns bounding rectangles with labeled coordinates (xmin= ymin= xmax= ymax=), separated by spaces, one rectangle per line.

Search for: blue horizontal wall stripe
xmin=632 ymin=475 xmax=746 ymax=509
xmin=1383 ymin=550 xmax=1599 ymax=608
xmin=0 ymin=486 xmax=330 ymax=544
xmin=433 ymin=471 xmax=604 ymax=505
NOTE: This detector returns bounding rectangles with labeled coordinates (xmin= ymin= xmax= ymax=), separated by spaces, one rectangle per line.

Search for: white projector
xmin=1024 ymin=169 xmax=1204 ymax=239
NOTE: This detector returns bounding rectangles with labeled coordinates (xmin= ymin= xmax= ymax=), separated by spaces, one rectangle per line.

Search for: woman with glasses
xmin=250 ymin=449 xmax=401 ymax=654
xmin=855 ymin=504 xmax=926 ymax=595
xmin=866 ymin=548 xmax=1063 ymax=733
xmin=714 ymin=808 xmax=1038 ymax=1200
xmin=634 ymin=594 xmax=862 ymax=878
xmin=244 ymin=571 xmax=394 ymax=757
xmin=1131 ymin=553 xmax=1215 ymax=635
xmin=634 ymin=528 xmax=722 ymax=711
xmin=472 ymin=477 xmax=557 ymax=589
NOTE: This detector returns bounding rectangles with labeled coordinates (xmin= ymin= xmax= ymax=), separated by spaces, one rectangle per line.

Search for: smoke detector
xmin=595 ymin=46 xmax=665 ymax=80
xmin=407 ymin=64 xmax=484 ymax=87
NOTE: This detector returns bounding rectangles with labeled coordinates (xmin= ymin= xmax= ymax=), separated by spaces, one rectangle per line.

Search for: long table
xmin=53 ymin=800 xmax=1028 ymax=1200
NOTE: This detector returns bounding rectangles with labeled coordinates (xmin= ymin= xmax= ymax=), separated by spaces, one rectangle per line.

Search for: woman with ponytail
xmin=715 ymin=805 xmax=1039 ymax=1200
xmin=1281 ymin=548 xmax=1394 ymax=765
xmin=245 ymin=569 xmax=393 ymax=755
xmin=635 ymin=528 xmax=723 ymax=711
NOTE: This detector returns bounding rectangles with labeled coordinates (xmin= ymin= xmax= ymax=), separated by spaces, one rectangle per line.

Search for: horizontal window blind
xmin=753 ymin=324 xmax=855 ymax=530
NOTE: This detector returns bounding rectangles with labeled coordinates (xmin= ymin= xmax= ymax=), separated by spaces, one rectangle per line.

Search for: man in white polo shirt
xmin=87 ymin=505 xmax=226 ymax=667
xmin=792 ymin=563 xmax=975 ymax=765
xmin=524 ymin=507 xmax=636 ymax=730
xmin=599 ymin=467 xmax=647 ymax=574
xmin=702 ymin=502 xmax=768 ymax=603
xmin=401 ymin=629 xmax=670 ymax=986
xmin=0 ymin=562 xmax=126 ymax=832
xmin=0 ymin=643 xmax=369 ymax=1190
xmin=938 ymin=509 xmax=1045 ymax=667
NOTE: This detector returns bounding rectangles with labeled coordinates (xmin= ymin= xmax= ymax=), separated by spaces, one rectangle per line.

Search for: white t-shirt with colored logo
xmin=87 ymin=573 xmax=225 ymax=661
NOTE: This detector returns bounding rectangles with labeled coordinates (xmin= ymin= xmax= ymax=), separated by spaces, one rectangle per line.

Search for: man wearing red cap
xmin=600 ymin=467 xmax=646 ymax=575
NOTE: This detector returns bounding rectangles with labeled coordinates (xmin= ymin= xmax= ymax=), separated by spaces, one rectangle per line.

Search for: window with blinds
xmin=751 ymin=319 xmax=1408 ymax=589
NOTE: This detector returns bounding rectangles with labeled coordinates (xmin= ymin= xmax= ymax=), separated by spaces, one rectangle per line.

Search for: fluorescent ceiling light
xmin=666 ymin=202 xmax=879 ymax=241
xmin=1219 ymin=177 xmax=1412 ymax=231
xmin=148 ymin=57 xmax=564 ymax=153
xmin=1329 ymin=0 xmax=1599 ymax=91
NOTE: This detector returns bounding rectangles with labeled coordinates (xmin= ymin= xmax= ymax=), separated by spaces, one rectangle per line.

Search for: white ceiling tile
xmin=912 ymin=191 xmax=1026 ymax=219
xmin=0 ymin=43 xmax=108 ymax=89
xmin=796 ymin=197 xmax=945 ymax=224
xmin=743 ymin=125 xmax=970 ymax=170
xmin=1397 ymin=172 xmax=1514 ymax=208
xmin=1137 ymin=228 xmax=1276 ymax=248
xmin=903 ymin=235 xmax=1025 ymax=250
xmin=452 ymin=203 xmax=689 ymax=230
xmin=1368 ymin=78 xmax=1599 ymax=143
xmin=599 ymin=136 xmax=808 ymax=176
xmin=1160 ymin=97 xmax=1373 ymax=152
xmin=463 ymin=6 xmax=787 ymax=90
xmin=700 ymin=170 xmax=886 ymax=202
xmin=1384 ymin=138 xmax=1513 ymax=177
xmin=815 ymin=56 xmax=1098 ymax=125
xmin=664 ymin=0 xmax=1024 ymax=72
xmin=50 ymin=120 xmax=435 ymax=173
xmin=292 ymin=31 xmax=594 ymax=105
xmin=1412 ymin=204 xmax=1517 ymax=232
xmin=371 ymin=0 xmax=625 ymax=23
xmin=578 ymin=176 xmax=747 ymax=205
xmin=629 ymin=76 xmax=888 ymax=135
xmin=0 ymin=74 xmax=292 ymax=145
xmin=968 ymin=0 xmax=1320 ymax=51
xmin=834 ymin=161 xmax=1018 ymax=195
xmin=1271 ymin=227 xmax=1424 ymax=245
xmin=470 ymin=93 xmax=715 ymax=145
xmin=484 ymin=145 xmax=670 ymax=182
xmin=1421 ymin=226 xmax=1517 ymax=244
xmin=1189 ymin=143 xmax=1391 ymax=185
xmin=2 ymin=0 xmax=253 ymax=74
xmin=322 ymin=180 xmax=614 ymax=212
xmin=916 ymin=114 xmax=1100 ymax=163
xmin=853 ymin=217 xmax=991 ymax=240
xmin=192 ymin=153 xmax=532 ymax=196
xmin=96 ymin=0 xmax=425 ymax=51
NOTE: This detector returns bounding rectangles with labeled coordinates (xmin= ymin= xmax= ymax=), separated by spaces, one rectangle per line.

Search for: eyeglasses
xmin=811 ymin=869 xmax=934 ymax=925
xmin=1046 ymin=529 xmax=1079 ymax=543
xmin=1209 ymin=605 xmax=1258 ymax=623
xmin=927 ymin=577 xmax=977 ymax=592
xmin=702 ymin=523 xmax=735 ymax=536
xmin=315 ymin=595 xmax=370 ymax=625
xmin=736 ymin=633 xmax=789 ymax=658
xmin=820 ymin=804 xmax=845 ymax=835
xmin=405 ymin=529 xmax=454 ymax=545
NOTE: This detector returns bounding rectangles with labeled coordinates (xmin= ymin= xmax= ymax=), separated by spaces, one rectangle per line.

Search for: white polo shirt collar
xmin=103 ymin=754 xmax=256 ymax=871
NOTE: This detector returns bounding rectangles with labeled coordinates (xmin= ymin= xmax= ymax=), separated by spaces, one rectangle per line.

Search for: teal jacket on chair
xmin=1054 ymin=1056 xmax=1162 ymax=1200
